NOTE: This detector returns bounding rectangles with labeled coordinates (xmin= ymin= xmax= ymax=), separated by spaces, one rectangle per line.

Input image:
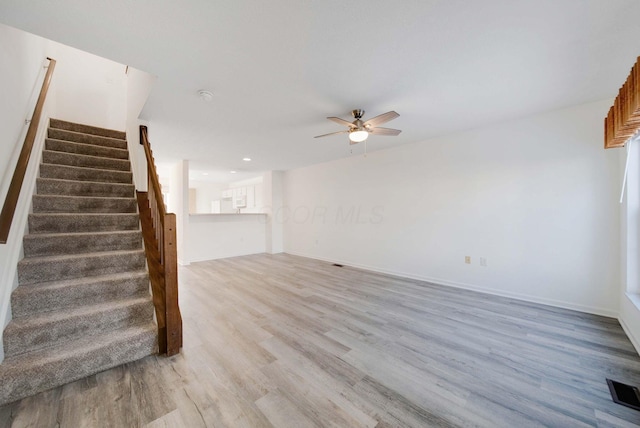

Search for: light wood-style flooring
xmin=2 ymin=253 xmax=640 ymax=427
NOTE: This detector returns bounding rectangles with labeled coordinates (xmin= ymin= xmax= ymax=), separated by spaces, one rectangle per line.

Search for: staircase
xmin=0 ymin=119 xmax=157 ymax=405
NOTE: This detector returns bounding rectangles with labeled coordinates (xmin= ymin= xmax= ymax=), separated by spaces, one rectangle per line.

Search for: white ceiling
xmin=2 ymin=0 xmax=640 ymax=180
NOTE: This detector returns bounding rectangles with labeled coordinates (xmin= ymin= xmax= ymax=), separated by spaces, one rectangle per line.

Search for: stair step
xmin=18 ymin=249 xmax=146 ymax=285
xmin=45 ymin=138 xmax=129 ymax=160
xmin=42 ymin=150 xmax=131 ymax=172
xmin=36 ymin=178 xmax=134 ymax=198
xmin=0 ymin=119 xmax=158 ymax=407
xmin=23 ymin=230 xmax=142 ymax=257
xmin=0 ymin=322 xmax=156 ymax=405
xmin=28 ymin=213 xmax=140 ymax=233
xmin=11 ymin=271 xmax=149 ymax=318
xmin=3 ymin=296 xmax=153 ymax=358
xmin=39 ymin=163 xmax=132 ymax=184
xmin=32 ymin=194 xmax=137 ymax=213
xmin=47 ymin=128 xmax=127 ymax=150
xmin=50 ymin=118 xmax=127 ymax=140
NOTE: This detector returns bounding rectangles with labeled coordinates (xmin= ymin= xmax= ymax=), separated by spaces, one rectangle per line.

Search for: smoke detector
xmin=198 ymin=90 xmax=214 ymax=102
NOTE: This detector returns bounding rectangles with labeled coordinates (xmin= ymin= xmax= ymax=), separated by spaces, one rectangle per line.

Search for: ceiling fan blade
xmin=364 ymin=111 xmax=399 ymax=127
xmin=370 ymin=127 xmax=402 ymax=136
xmin=327 ymin=117 xmax=357 ymax=128
xmin=314 ymin=130 xmax=349 ymax=138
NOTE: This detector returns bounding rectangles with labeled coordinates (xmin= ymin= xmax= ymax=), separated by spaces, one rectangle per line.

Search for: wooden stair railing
xmin=137 ymin=125 xmax=182 ymax=356
xmin=0 ymin=58 xmax=56 ymax=244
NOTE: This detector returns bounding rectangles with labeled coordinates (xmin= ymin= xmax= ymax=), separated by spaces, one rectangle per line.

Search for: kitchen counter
xmin=186 ymin=212 xmax=267 ymax=262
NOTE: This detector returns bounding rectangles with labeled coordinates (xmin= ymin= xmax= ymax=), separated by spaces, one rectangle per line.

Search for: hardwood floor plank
xmin=259 ymin=336 xmax=377 ymax=427
xmin=346 ymin=375 xmax=458 ymax=428
xmin=186 ymin=346 xmax=273 ymax=427
xmin=57 ymin=387 xmax=102 ymax=428
xmin=255 ymin=390 xmax=320 ymax=428
xmin=594 ymin=409 xmax=640 ymax=428
xmin=0 ymin=403 xmax=13 ymax=428
xmin=4 ymin=253 xmax=640 ymax=427
xmin=128 ymin=357 xmax=177 ymax=426
xmin=11 ymin=389 xmax=60 ymax=428
xmin=260 ymin=359 xmax=374 ymax=427
xmin=145 ymin=409 xmax=186 ymax=428
xmin=93 ymin=366 xmax=137 ymax=428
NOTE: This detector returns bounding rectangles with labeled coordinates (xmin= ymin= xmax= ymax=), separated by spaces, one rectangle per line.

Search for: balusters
xmin=136 ymin=125 xmax=182 ymax=355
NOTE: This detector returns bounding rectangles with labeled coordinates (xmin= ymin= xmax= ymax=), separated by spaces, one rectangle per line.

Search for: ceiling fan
xmin=314 ymin=109 xmax=401 ymax=144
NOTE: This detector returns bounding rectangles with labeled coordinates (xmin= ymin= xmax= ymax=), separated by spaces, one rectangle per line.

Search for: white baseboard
xmin=619 ymin=316 xmax=640 ymax=356
xmin=285 ymin=251 xmax=618 ymax=318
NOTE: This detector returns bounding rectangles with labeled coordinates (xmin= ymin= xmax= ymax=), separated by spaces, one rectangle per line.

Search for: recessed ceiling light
xmin=242 ymin=157 xmax=252 ymax=162
xmin=203 ymin=172 xmax=209 ymax=176
xmin=198 ymin=89 xmax=214 ymax=102
xmin=230 ymin=170 xmax=237 ymax=174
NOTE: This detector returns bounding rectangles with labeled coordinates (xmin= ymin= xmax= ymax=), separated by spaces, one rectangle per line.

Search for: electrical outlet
xmin=480 ymin=257 xmax=487 ymax=267
xmin=465 ymin=256 xmax=471 ymax=264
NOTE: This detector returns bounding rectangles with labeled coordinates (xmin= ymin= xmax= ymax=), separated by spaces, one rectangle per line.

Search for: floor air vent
xmin=332 ymin=264 xmax=343 ymax=267
xmin=607 ymin=379 xmax=640 ymax=411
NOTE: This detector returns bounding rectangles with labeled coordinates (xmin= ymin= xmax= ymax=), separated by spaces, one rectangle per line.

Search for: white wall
xmin=0 ymin=24 xmax=57 ymax=362
xmin=229 ymin=176 xmax=264 ymax=188
xmin=264 ymin=171 xmax=284 ymax=254
xmin=125 ymin=67 xmax=156 ymax=190
xmin=0 ymin=25 xmax=50 ymax=186
xmin=189 ymin=180 xmax=226 ymax=213
xmin=168 ymin=160 xmax=190 ymax=265
xmin=283 ymin=99 xmax=621 ymax=317
xmin=50 ymin=45 xmax=127 ymax=131
xmin=187 ymin=214 xmax=267 ymax=262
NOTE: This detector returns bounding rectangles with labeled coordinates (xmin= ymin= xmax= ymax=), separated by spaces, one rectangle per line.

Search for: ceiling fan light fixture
xmin=349 ymin=129 xmax=369 ymax=143
xmin=315 ymin=109 xmax=400 ymax=142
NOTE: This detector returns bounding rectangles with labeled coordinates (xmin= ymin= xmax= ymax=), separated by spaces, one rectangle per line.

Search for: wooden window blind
xmin=605 ymin=56 xmax=640 ymax=149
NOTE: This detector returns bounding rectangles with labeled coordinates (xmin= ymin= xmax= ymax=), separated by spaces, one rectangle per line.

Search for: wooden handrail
xmin=0 ymin=58 xmax=56 ymax=244
xmin=137 ymin=125 xmax=182 ymax=356
xmin=140 ymin=126 xmax=166 ymax=218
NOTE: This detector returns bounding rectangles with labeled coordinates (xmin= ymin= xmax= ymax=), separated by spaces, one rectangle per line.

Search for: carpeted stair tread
xmin=36 ymin=178 xmax=134 ymax=198
xmin=47 ymin=128 xmax=127 ymax=150
xmin=3 ymin=297 xmax=153 ymax=358
xmin=11 ymin=271 xmax=149 ymax=318
xmin=18 ymin=249 xmax=146 ymax=285
xmin=50 ymin=118 xmax=126 ymax=140
xmin=48 ymin=127 xmax=127 ymax=149
xmin=23 ymin=230 xmax=142 ymax=257
xmin=0 ymin=323 xmax=157 ymax=405
xmin=45 ymin=138 xmax=129 ymax=160
xmin=39 ymin=163 xmax=132 ymax=184
xmin=42 ymin=150 xmax=131 ymax=172
xmin=32 ymin=194 xmax=137 ymax=213
xmin=28 ymin=213 xmax=140 ymax=233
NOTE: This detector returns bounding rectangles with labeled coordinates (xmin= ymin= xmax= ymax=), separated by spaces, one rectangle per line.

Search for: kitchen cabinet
xmin=223 ymin=185 xmax=259 ymax=210
xmin=246 ymin=186 xmax=255 ymax=208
